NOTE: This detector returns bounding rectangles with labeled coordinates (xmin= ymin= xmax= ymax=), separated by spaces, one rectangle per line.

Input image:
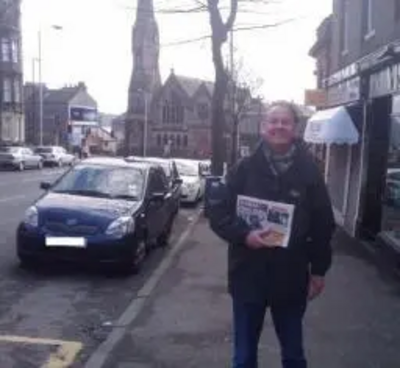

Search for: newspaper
xmin=236 ymin=195 xmax=295 ymax=248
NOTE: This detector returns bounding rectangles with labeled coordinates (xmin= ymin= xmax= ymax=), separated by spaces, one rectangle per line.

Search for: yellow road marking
xmin=0 ymin=335 xmax=83 ymax=368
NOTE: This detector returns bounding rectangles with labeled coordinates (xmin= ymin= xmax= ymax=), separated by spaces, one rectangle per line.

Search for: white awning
xmin=303 ymin=106 xmax=359 ymax=145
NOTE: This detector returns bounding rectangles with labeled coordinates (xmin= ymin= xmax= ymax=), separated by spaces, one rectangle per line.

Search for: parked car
xmin=34 ymin=146 xmax=76 ymax=167
xmin=126 ymin=156 xmax=182 ymax=216
xmin=0 ymin=146 xmax=43 ymax=171
xmin=174 ymin=159 xmax=205 ymax=204
xmin=385 ymin=168 xmax=400 ymax=206
xmin=16 ymin=157 xmax=176 ymax=274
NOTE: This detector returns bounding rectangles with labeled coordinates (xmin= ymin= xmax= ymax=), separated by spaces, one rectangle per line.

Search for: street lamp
xmin=37 ymin=25 xmax=63 ymax=146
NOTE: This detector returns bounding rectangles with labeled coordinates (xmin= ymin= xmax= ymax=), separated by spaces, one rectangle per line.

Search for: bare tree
xmin=227 ymin=59 xmax=263 ymax=166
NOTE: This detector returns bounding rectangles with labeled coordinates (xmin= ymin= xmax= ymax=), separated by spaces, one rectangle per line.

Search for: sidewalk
xmin=99 ymin=217 xmax=400 ymax=368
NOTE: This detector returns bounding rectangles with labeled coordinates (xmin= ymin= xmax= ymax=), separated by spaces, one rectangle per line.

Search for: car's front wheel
xmin=121 ymin=240 xmax=147 ymax=275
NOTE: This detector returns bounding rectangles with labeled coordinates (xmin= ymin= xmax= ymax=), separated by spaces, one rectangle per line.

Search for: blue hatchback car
xmin=16 ymin=157 xmax=175 ymax=273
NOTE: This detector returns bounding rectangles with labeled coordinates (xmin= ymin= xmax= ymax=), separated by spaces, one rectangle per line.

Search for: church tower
xmin=125 ymin=0 xmax=161 ymax=155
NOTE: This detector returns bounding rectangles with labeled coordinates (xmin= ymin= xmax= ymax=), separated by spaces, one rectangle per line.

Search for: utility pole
xmin=143 ymin=92 xmax=148 ymax=157
xmin=38 ymin=29 xmax=43 ymax=146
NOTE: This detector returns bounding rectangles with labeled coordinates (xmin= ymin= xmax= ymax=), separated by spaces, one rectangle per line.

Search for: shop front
xmin=357 ymin=60 xmax=400 ymax=251
xmin=304 ymin=63 xmax=363 ymax=236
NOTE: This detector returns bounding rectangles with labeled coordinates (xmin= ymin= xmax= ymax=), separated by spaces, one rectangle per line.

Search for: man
xmin=209 ymin=101 xmax=335 ymax=368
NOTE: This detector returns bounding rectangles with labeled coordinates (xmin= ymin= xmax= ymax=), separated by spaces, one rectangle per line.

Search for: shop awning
xmin=303 ymin=106 xmax=359 ymax=145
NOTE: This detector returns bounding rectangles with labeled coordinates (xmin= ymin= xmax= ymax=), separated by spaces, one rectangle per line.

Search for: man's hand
xmin=245 ymin=230 xmax=269 ymax=249
xmin=308 ymin=275 xmax=325 ymax=301
xmin=245 ymin=229 xmax=278 ymax=249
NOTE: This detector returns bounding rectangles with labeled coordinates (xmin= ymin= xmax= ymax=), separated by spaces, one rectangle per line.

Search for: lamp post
xmin=37 ymin=25 xmax=63 ymax=146
xmin=143 ymin=92 xmax=148 ymax=157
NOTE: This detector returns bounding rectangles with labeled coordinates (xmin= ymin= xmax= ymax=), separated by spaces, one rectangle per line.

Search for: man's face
xmin=261 ymin=105 xmax=296 ymax=149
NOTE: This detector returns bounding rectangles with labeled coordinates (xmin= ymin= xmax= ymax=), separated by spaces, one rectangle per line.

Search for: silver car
xmin=34 ymin=146 xmax=76 ymax=167
xmin=0 ymin=146 xmax=43 ymax=171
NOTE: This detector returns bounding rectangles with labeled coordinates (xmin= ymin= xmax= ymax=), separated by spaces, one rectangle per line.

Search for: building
xmin=24 ymin=82 xmax=98 ymax=148
xmin=124 ymin=0 xmax=262 ymax=159
xmin=0 ymin=0 xmax=24 ymax=143
xmin=306 ymin=0 xmax=400 ymax=250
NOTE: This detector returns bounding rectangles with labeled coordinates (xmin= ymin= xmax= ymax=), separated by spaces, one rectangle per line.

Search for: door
xmin=146 ymin=169 xmax=168 ymax=242
xmin=360 ymin=96 xmax=392 ymax=239
xmin=23 ymin=148 xmax=35 ymax=167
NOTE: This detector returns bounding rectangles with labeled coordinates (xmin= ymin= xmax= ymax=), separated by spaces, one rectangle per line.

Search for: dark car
xmin=126 ymin=156 xmax=182 ymax=216
xmin=16 ymin=157 xmax=176 ymax=274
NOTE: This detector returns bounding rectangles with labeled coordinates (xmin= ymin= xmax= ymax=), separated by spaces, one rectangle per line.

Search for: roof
xmin=80 ymin=157 xmax=155 ymax=170
xmin=174 ymin=75 xmax=214 ymax=97
xmin=44 ymin=86 xmax=80 ymax=104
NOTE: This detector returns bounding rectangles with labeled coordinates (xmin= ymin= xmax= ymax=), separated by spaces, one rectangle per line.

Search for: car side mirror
xmin=174 ymin=178 xmax=183 ymax=185
xmin=40 ymin=181 xmax=51 ymax=190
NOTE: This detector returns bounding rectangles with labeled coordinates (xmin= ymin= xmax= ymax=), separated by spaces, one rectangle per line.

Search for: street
xmin=0 ymin=168 xmax=199 ymax=368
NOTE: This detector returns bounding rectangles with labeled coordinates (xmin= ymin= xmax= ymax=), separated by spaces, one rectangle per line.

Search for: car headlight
xmin=24 ymin=206 xmax=38 ymax=227
xmin=105 ymin=216 xmax=135 ymax=238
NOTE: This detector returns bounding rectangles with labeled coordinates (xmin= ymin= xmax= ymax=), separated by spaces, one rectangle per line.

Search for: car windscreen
xmin=0 ymin=147 xmax=20 ymax=154
xmin=176 ymin=161 xmax=198 ymax=177
xmin=51 ymin=164 xmax=145 ymax=200
xmin=35 ymin=147 xmax=54 ymax=153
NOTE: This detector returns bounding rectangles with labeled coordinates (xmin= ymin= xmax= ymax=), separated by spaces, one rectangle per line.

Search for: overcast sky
xmin=21 ymin=0 xmax=332 ymax=114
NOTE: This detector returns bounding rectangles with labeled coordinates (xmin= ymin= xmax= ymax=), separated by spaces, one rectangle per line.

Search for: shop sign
xmin=304 ymin=89 xmax=327 ymax=107
xmin=327 ymin=77 xmax=361 ymax=106
xmin=369 ymin=63 xmax=400 ymax=98
xmin=325 ymin=62 xmax=358 ymax=87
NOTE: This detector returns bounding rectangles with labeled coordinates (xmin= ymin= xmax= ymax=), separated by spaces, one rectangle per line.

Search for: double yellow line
xmin=0 ymin=335 xmax=82 ymax=368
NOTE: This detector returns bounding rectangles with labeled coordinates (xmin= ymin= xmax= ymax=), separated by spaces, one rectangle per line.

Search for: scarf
xmin=262 ymin=141 xmax=297 ymax=176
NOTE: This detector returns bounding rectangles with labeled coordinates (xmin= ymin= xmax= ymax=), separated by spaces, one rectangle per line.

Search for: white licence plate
xmin=45 ymin=237 xmax=87 ymax=248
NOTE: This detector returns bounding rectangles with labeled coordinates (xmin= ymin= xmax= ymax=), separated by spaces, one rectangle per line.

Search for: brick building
xmin=0 ymin=0 xmax=24 ymax=143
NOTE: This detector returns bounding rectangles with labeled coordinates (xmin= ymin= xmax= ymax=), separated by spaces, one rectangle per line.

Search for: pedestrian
xmin=209 ymin=100 xmax=335 ymax=368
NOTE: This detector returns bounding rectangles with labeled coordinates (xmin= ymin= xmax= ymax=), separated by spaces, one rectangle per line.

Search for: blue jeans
xmin=232 ymin=298 xmax=307 ymax=368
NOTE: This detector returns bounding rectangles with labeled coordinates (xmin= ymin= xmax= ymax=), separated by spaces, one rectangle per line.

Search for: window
xmin=149 ymin=169 xmax=167 ymax=194
xmin=362 ymin=0 xmax=374 ymax=37
xmin=176 ymin=135 xmax=181 ymax=147
xmin=183 ymin=135 xmax=188 ymax=147
xmin=163 ymin=134 xmax=168 ymax=145
xmin=14 ymin=79 xmax=21 ymax=103
xmin=3 ymin=78 xmax=12 ymax=102
xmin=162 ymin=101 xmax=184 ymax=124
xmin=197 ymin=103 xmax=209 ymax=120
xmin=395 ymin=0 xmax=400 ymax=21
xmin=1 ymin=38 xmax=9 ymax=62
xmin=340 ymin=0 xmax=349 ymax=53
xmin=157 ymin=134 xmax=161 ymax=146
xmin=169 ymin=134 xmax=175 ymax=146
xmin=11 ymin=40 xmax=18 ymax=63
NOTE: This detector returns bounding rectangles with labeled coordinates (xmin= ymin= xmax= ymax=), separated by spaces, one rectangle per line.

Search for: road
xmin=0 ymin=168 xmax=198 ymax=368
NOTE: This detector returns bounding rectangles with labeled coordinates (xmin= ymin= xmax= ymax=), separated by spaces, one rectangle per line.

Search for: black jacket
xmin=209 ymin=142 xmax=336 ymax=305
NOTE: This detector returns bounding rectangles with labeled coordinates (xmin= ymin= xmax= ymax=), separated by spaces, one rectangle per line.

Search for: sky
xmin=21 ymin=0 xmax=332 ymax=115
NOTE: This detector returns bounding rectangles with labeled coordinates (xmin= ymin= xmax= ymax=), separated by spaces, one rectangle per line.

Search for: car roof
xmin=132 ymin=156 xmax=172 ymax=164
xmin=80 ymin=157 xmax=156 ymax=170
